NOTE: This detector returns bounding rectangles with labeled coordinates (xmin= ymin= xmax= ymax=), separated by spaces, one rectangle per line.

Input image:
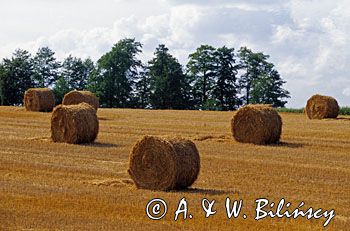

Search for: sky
xmin=1 ymin=0 xmax=350 ymax=107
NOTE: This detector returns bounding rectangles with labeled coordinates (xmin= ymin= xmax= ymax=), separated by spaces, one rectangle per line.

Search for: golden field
xmin=0 ymin=106 xmax=349 ymax=230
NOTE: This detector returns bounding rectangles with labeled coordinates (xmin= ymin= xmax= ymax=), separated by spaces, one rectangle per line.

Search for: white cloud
xmin=343 ymin=88 xmax=350 ymax=97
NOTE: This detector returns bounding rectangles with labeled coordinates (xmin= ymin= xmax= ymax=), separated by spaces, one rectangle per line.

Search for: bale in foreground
xmin=62 ymin=90 xmax=99 ymax=111
xmin=128 ymin=136 xmax=200 ymax=191
xmin=231 ymin=104 xmax=282 ymax=145
xmin=305 ymin=94 xmax=339 ymax=119
xmin=24 ymin=88 xmax=55 ymax=112
xmin=51 ymin=103 xmax=99 ymax=144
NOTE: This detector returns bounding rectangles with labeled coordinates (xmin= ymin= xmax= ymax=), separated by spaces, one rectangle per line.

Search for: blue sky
xmin=1 ymin=0 xmax=350 ymax=107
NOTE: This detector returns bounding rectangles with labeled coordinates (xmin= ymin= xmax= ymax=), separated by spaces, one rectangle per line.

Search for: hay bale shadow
xmin=86 ymin=178 xmax=134 ymax=187
xmin=173 ymin=187 xmax=239 ymax=195
xmin=27 ymin=136 xmax=52 ymax=142
xmin=194 ymin=135 xmax=215 ymax=141
xmin=80 ymin=142 xmax=118 ymax=148
xmin=98 ymin=117 xmax=110 ymax=121
xmin=121 ymin=179 xmax=134 ymax=185
xmin=269 ymin=142 xmax=304 ymax=148
xmin=194 ymin=135 xmax=231 ymax=142
xmin=333 ymin=117 xmax=350 ymax=121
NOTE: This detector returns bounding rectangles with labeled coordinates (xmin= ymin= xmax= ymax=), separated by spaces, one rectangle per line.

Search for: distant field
xmin=0 ymin=106 xmax=349 ymax=230
xmin=277 ymin=107 xmax=350 ymax=115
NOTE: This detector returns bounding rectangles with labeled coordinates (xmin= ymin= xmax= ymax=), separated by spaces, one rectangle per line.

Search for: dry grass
xmin=128 ymin=136 xmax=200 ymax=190
xmin=24 ymin=88 xmax=55 ymax=112
xmin=231 ymin=104 xmax=282 ymax=144
xmin=305 ymin=94 xmax=339 ymax=119
xmin=51 ymin=103 xmax=99 ymax=144
xmin=0 ymin=106 xmax=349 ymax=230
xmin=63 ymin=90 xmax=99 ymax=111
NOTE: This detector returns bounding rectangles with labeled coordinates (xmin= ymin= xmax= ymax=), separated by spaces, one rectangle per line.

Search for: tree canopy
xmin=148 ymin=44 xmax=190 ymax=109
xmin=88 ymin=38 xmax=142 ymax=108
xmin=0 ymin=39 xmax=290 ymax=109
xmin=0 ymin=49 xmax=33 ymax=105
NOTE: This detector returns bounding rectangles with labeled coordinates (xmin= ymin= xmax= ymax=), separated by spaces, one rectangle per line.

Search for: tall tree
xmin=54 ymin=56 xmax=94 ymax=103
xmin=148 ymin=44 xmax=190 ymax=109
xmin=0 ymin=63 xmax=7 ymax=105
xmin=250 ymin=66 xmax=290 ymax=107
xmin=187 ymin=45 xmax=217 ymax=109
xmin=89 ymin=38 xmax=142 ymax=108
xmin=238 ymin=47 xmax=289 ymax=107
xmin=82 ymin=58 xmax=95 ymax=87
xmin=134 ymin=67 xmax=151 ymax=108
xmin=237 ymin=47 xmax=270 ymax=105
xmin=53 ymin=76 xmax=70 ymax=104
xmin=212 ymin=46 xmax=241 ymax=110
xmin=32 ymin=47 xmax=60 ymax=87
xmin=0 ymin=49 xmax=33 ymax=105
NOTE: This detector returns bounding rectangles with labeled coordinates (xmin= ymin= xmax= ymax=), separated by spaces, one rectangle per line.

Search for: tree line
xmin=0 ymin=38 xmax=290 ymax=110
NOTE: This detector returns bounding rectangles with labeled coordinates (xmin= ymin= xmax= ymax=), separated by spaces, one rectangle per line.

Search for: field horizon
xmin=0 ymin=106 xmax=349 ymax=230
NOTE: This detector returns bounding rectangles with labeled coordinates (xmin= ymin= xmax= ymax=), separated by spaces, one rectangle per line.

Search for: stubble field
xmin=0 ymin=106 xmax=349 ymax=230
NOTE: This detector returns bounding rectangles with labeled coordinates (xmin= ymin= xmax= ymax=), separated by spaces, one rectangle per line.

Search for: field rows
xmin=0 ymin=106 xmax=349 ymax=230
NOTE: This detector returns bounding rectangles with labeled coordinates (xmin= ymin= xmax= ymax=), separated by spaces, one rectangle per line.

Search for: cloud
xmin=343 ymin=88 xmax=350 ymax=97
xmin=1 ymin=0 xmax=350 ymax=107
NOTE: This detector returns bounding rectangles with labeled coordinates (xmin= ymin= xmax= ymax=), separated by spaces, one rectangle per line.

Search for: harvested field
xmin=0 ymin=106 xmax=349 ymax=230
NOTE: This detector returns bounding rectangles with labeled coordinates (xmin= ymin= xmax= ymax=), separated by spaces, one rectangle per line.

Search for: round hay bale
xmin=305 ymin=94 xmax=339 ymax=119
xmin=231 ymin=104 xmax=282 ymax=145
xmin=128 ymin=136 xmax=200 ymax=191
xmin=62 ymin=90 xmax=99 ymax=111
xmin=24 ymin=88 xmax=55 ymax=112
xmin=51 ymin=103 xmax=99 ymax=144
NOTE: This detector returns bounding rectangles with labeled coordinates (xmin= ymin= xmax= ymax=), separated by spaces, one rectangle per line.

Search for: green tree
xmin=212 ymin=46 xmax=241 ymax=110
xmin=53 ymin=76 xmax=70 ymax=104
xmin=148 ymin=44 xmax=190 ymax=109
xmin=134 ymin=67 xmax=151 ymax=108
xmin=0 ymin=63 xmax=7 ymax=105
xmin=250 ymin=67 xmax=290 ymax=107
xmin=238 ymin=47 xmax=269 ymax=105
xmin=0 ymin=49 xmax=33 ymax=105
xmin=86 ymin=68 xmax=102 ymax=102
xmin=187 ymin=45 xmax=217 ymax=109
xmin=82 ymin=58 xmax=95 ymax=87
xmin=54 ymin=55 xmax=94 ymax=103
xmin=63 ymin=56 xmax=92 ymax=90
xmin=32 ymin=47 xmax=60 ymax=87
xmin=89 ymin=38 xmax=142 ymax=108
xmin=238 ymin=47 xmax=289 ymax=107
